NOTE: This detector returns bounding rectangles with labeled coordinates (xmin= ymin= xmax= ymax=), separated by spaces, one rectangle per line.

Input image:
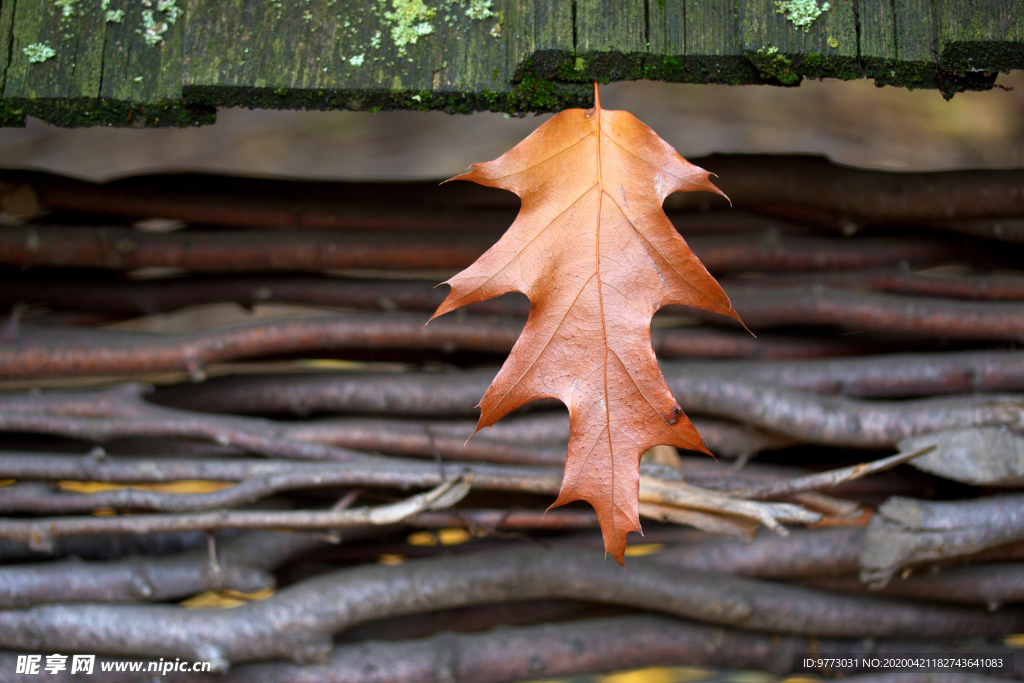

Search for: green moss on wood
xmin=1 ymin=97 xmax=212 ymax=127
xmin=183 ymin=73 xmax=589 ymax=117
xmin=748 ymin=46 xmax=801 ymax=84
xmin=940 ymin=41 xmax=1024 ymax=73
xmin=0 ymin=103 xmax=28 ymax=128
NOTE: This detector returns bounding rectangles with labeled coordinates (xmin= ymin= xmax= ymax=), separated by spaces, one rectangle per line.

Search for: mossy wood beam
xmin=0 ymin=0 xmax=1021 ymax=128
xmin=936 ymin=0 xmax=1024 ymax=75
xmin=0 ymin=0 xmax=23 ymax=126
xmin=1 ymin=0 xmax=212 ymax=126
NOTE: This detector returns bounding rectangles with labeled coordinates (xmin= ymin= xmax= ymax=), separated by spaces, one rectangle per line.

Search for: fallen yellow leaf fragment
xmin=180 ymin=588 xmax=275 ymax=609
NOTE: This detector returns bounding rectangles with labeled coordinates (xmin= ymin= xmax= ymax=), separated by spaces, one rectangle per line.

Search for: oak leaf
xmin=431 ymin=85 xmax=745 ymax=563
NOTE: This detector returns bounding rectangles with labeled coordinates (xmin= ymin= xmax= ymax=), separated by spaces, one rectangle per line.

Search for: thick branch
xmin=153 ymin=350 xmax=1024 ymax=421
xmin=0 ymin=615 xmax=1014 ymax=682
xmin=726 ymin=267 xmax=1024 ymax=301
xmin=0 ymin=314 xmax=520 ymax=379
xmin=668 ymin=350 xmax=1024 ymax=399
xmin=209 ymin=616 xmax=1024 ymax=683
xmin=808 ymin=562 xmax=1024 ymax=609
xmin=934 ymin=217 xmax=1024 ymax=243
xmin=0 ymin=384 xmax=373 ymax=462
xmin=0 ymin=382 xmax=571 ymax=465
xmin=3 ymin=382 xmax=656 ymax=468
xmin=8 ymin=159 xmax=1024 ymax=233
xmin=0 ymin=226 xmax=494 ymax=272
xmin=7 ymin=274 xmax=1024 ymax=333
xmin=7 ymin=380 xmax=1022 ymax=457
xmin=0 ymin=274 xmax=533 ymax=318
xmin=0 ymin=531 xmax=316 ymax=607
xmin=0 ymin=226 xmax=978 ymax=274
xmin=1 ymin=546 xmax=1021 ymax=666
xmin=713 ymin=286 xmax=1024 ymax=341
xmin=0 ymin=458 xmax=554 ymax=513
xmin=0 ymin=170 xmax=518 ymax=229
xmin=860 ymin=494 xmax=1024 ymax=587
xmin=0 ymin=530 xmax=227 ymax=563
xmin=19 ymin=277 xmax=1024 ymax=344
xmin=281 ymin=417 xmax=566 ymax=465
xmin=0 ymin=450 xmax=564 ymax=492
xmin=0 ymin=314 xmax=888 ymax=379
xmin=652 ymin=527 xmax=864 ymax=578
xmin=668 ymin=379 xmax=1024 ymax=448
xmin=697 ymin=154 xmax=1024 ymax=227
xmin=0 ymin=510 xmax=603 ymax=608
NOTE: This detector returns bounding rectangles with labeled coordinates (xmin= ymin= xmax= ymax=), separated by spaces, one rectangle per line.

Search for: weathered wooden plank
xmin=576 ymin=0 xmax=646 ymax=53
xmin=894 ymin=0 xmax=937 ymax=65
xmin=740 ymin=0 xmax=859 ymax=84
xmin=645 ymin=0 xmax=687 ymax=82
xmin=506 ymin=0 xmax=574 ymax=76
xmin=503 ymin=0 xmax=587 ymax=109
xmin=859 ymin=0 xmax=938 ymax=89
xmin=572 ymin=0 xmax=647 ymax=82
xmin=857 ymin=0 xmax=896 ymax=77
xmin=891 ymin=0 xmax=940 ymax=88
xmin=645 ymin=0 xmax=758 ymax=84
xmin=647 ymin=0 xmax=683 ymax=57
xmin=434 ymin=2 xmax=507 ymax=95
xmin=184 ymin=0 xmax=400 ymax=109
xmin=99 ymin=0 xmax=212 ymax=126
xmin=3 ymin=0 xmax=107 ymax=119
xmin=1 ymin=0 xmax=206 ymax=126
xmin=935 ymin=0 xmax=1024 ymax=74
xmin=0 ymin=0 xmax=26 ymax=126
xmin=184 ymin=0 xmax=586 ymax=115
xmin=1 ymin=0 xmax=1020 ymax=126
xmin=683 ymin=0 xmax=756 ymax=83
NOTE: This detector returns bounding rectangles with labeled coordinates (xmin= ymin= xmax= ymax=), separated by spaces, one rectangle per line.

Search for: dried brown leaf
xmin=431 ymin=85 xmax=744 ymax=562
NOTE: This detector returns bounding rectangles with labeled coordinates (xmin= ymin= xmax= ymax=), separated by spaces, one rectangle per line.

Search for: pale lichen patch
xmin=382 ymin=0 xmax=435 ymax=56
xmin=53 ymin=0 xmax=80 ymax=20
xmin=157 ymin=0 xmax=182 ymax=24
xmin=465 ymin=0 xmax=495 ymax=20
xmin=140 ymin=1 xmax=180 ymax=47
xmin=23 ymin=42 xmax=56 ymax=63
xmin=775 ymin=0 xmax=830 ymax=32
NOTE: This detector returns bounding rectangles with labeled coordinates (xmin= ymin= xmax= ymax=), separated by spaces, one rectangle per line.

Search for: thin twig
xmin=638 ymin=476 xmax=822 ymax=534
xmin=0 ymin=475 xmax=472 ymax=551
xmin=727 ymin=446 xmax=937 ymax=500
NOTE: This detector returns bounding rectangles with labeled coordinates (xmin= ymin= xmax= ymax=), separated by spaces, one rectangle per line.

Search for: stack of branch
xmin=0 ymin=158 xmax=1023 ymax=682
